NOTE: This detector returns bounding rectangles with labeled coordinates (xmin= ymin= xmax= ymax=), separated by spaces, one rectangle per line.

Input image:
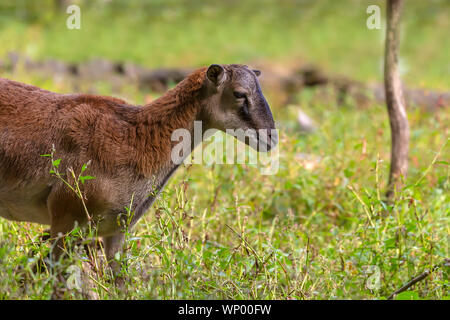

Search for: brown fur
xmin=0 ymin=64 xmax=276 ymax=274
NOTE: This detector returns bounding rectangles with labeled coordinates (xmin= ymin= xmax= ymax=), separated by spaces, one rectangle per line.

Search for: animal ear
xmin=206 ymin=64 xmax=225 ymax=85
xmin=253 ymin=69 xmax=261 ymax=77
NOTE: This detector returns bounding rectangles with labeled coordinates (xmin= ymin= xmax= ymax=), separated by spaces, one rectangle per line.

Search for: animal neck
xmin=132 ymin=68 xmax=208 ymax=178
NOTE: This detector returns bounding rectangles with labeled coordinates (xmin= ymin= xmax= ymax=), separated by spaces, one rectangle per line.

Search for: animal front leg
xmin=49 ymin=224 xmax=75 ymax=263
xmin=48 ymin=223 xmax=76 ymax=299
xmin=47 ymin=189 xmax=90 ymax=298
xmin=29 ymin=228 xmax=52 ymax=274
xmin=103 ymin=232 xmax=126 ymax=285
xmin=47 ymin=185 xmax=90 ymax=262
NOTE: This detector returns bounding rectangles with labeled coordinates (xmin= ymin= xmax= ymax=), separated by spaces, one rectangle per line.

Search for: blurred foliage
xmin=0 ymin=0 xmax=449 ymax=88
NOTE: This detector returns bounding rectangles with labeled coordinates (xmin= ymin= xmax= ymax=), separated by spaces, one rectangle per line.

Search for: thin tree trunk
xmin=384 ymin=0 xmax=410 ymax=199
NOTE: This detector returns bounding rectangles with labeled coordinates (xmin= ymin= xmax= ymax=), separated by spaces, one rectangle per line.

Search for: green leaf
xmin=383 ymin=238 xmax=396 ymax=249
xmin=395 ymin=291 xmax=420 ymax=300
xmin=52 ymin=159 xmax=61 ymax=167
xmin=79 ymin=175 xmax=96 ymax=184
xmin=114 ymin=252 xmax=121 ymax=261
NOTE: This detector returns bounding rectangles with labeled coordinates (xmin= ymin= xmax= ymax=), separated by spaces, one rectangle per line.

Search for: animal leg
xmin=103 ymin=233 xmax=126 ymax=286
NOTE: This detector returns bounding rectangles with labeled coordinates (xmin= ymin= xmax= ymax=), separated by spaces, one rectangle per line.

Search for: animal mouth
xmin=256 ymin=128 xmax=278 ymax=152
xmin=231 ymin=126 xmax=278 ymax=152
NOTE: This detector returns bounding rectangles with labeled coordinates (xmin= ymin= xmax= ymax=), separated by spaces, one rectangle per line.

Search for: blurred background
xmin=0 ymin=0 xmax=448 ymax=86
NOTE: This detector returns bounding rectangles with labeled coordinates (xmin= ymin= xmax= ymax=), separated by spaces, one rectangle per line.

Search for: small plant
xmin=41 ymin=145 xmax=96 ymax=225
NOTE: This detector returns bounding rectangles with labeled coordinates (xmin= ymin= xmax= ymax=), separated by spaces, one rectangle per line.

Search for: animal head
xmin=201 ymin=64 xmax=277 ymax=151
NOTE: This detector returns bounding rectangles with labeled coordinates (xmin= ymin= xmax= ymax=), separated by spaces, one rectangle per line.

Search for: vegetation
xmin=1 ymin=0 xmax=449 ymax=88
xmin=0 ymin=0 xmax=448 ymax=299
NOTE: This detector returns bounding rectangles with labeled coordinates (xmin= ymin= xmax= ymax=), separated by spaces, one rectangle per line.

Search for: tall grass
xmin=1 ymin=95 xmax=448 ymax=299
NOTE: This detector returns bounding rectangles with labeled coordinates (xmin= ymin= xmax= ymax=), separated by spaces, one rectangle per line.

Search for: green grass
xmin=0 ymin=84 xmax=448 ymax=299
xmin=0 ymin=0 xmax=449 ymax=300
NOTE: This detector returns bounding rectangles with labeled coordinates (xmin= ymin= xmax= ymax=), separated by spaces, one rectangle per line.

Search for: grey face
xmin=204 ymin=64 xmax=277 ymax=152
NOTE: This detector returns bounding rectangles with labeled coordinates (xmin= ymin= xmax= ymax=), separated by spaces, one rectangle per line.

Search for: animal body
xmin=0 ymin=64 xmax=276 ymax=273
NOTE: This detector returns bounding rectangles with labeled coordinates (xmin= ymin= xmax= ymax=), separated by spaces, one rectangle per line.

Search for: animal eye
xmin=233 ymin=91 xmax=246 ymax=99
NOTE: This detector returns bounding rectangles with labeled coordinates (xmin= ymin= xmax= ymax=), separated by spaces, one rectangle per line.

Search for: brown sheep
xmin=0 ymin=64 xmax=277 ymax=276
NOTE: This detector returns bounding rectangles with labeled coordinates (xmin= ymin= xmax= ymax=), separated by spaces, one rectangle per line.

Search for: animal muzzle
xmin=256 ymin=126 xmax=278 ymax=152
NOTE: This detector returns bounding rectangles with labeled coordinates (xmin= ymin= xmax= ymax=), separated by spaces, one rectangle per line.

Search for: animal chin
xmin=255 ymin=129 xmax=277 ymax=152
xmin=245 ymin=136 xmax=272 ymax=152
xmin=257 ymin=139 xmax=274 ymax=152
